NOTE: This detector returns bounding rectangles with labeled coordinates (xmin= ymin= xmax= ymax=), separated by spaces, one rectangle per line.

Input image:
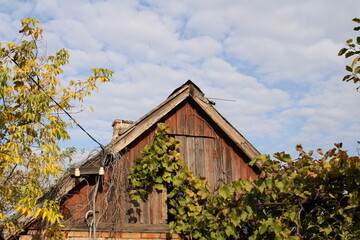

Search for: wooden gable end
xmin=59 ymin=95 xmax=258 ymax=232
xmin=161 ymin=97 xmax=258 ymax=186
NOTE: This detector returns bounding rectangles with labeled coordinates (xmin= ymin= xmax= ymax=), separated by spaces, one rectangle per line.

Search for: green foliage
xmin=0 ymin=18 xmax=113 ymax=235
xmin=129 ymin=124 xmax=360 ymax=239
xmin=338 ymin=18 xmax=360 ymax=91
xmin=128 ymin=123 xmax=184 ymax=202
xmin=234 ymin=144 xmax=359 ymax=239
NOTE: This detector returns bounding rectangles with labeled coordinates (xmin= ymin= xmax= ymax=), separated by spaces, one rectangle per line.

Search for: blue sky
xmin=1 ymin=0 xmax=359 ymax=159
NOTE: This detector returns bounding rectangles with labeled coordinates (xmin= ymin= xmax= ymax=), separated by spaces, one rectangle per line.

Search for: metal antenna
xmin=208 ymin=97 xmax=236 ymax=102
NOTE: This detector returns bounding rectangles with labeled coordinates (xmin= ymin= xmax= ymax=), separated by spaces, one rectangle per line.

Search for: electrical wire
xmin=10 ymin=59 xmax=110 ymax=239
xmin=11 ymin=58 xmax=105 ymax=150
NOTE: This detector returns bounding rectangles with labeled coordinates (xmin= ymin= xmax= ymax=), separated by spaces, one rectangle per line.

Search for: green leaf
xmin=346 ymin=65 xmax=353 ymax=72
xmin=225 ymin=225 xmax=236 ymax=237
xmin=240 ymin=211 xmax=248 ymax=221
xmin=338 ymin=47 xmax=347 ymax=56
xmin=248 ymin=157 xmax=258 ymax=166
xmin=259 ymin=224 xmax=268 ymax=234
xmin=249 ymin=234 xmax=257 ymax=240
xmin=353 ymin=18 xmax=360 ymax=24
xmin=317 ymin=216 xmax=324 ymax=224
xmin=245 ymin=205 xmax=253 ymax=214
xmin=169 ymin=221 xmax=176 ymax=230
xmin=276 ymin=181 xmax=284 ymax=192
xmin=295 ymin=144 xmax=303 ymax=152
xmin=219 ymin=184 xmax=233 ymax=199
xmin=343 ymin=74 xmax=352 ymax=82
xmin=173 ymin=176 xmax=183 ymax=186
xmin=243 ymin=181 xmax=253 ymax=192
xmin=265 ymin=178 xmax=274 ymax=189
xmin=288 ymin=237 xmax=299 ymax=240
xmin=351 ymin=56 xmax=359 ymax=67
xmin=323 ymin=225 xmax=332 ymax=235
xmin=155 ymin=184 xmax=164 ymax=190
xmin=354 ymin=66 xmax=360 ymax=74
xmin=256 ymin=180 xmax=266 ymax=193
xmin=345 ymin=51 xmax=356 ymax=58
xmin=233 ymin=181 xmax=243 ymax=193
xmin=272 ymin=223 xmax=282 ymax=236
xmin=289 ymin=211 xmax=297 ymax=222
xmin=317 ymin=148 xmax=323 ymax=155
xmin=193 ymin=230 xmax=202 ymax=239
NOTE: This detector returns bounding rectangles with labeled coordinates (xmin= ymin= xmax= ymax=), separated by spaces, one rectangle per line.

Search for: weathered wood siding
xmin=60 ymin=97 xmax=257 ymax=231
xmin=162 ymin=99 xmax=257 ymax=187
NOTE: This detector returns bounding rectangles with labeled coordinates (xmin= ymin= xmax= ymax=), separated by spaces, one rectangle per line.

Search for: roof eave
xmin=108 ymin=84 xmax=191 ymax=154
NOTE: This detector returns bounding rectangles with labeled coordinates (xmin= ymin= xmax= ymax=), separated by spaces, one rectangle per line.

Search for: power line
xmin=11 ymin=59 xmax=105 ymax=150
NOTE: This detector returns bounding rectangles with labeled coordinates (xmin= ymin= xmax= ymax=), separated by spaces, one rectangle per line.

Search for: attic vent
xmin=112 ymin=119 xmax=133 ymax=140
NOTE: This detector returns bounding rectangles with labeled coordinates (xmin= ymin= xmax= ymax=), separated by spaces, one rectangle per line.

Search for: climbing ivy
xmin=128 ymin=123 xmax=184 ymax=202
xmin=129 ymin=124 xmax=360 ymax=239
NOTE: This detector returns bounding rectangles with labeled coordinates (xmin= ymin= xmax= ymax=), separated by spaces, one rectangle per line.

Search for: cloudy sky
xmin=1 ymin=0 xmax=359 ymax=159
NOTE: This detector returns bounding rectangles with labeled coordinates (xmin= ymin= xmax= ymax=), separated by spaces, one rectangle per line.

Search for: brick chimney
xmin=112 ymin=119 xmax=133 ymax=141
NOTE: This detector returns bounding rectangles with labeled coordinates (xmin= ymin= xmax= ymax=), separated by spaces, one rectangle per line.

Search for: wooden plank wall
xmin=162 ymin=99 xmax=257 ymax=187
xmin=60 ymin=98 xmax=257 ymax=231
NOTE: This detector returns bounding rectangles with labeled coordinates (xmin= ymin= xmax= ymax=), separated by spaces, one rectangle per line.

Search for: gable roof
xmin=105 ymin=80 xmax=259 ymax=162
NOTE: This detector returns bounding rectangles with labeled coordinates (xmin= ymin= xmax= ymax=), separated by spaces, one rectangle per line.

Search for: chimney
xmin=112 ymin=119 xmax=133 ymax=140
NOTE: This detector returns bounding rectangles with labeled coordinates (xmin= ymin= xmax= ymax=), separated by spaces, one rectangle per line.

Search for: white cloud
xmin=0 ymin=0 xmax=359 ymax=157
xmin=224 ymin=37 xmax=341 ymax=83
xmin=185 ymin=10 xmax=229 ymax=39
xmin=45 ymin=19 xmax=103 ymax=51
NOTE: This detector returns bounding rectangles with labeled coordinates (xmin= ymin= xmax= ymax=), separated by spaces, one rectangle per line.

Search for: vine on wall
xmin=128 ymin=123 xmax=360 ymax=240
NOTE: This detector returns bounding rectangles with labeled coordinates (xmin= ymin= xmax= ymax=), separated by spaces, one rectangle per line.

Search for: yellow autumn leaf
xmin=308 ymin=171 xmax=318 ymax=178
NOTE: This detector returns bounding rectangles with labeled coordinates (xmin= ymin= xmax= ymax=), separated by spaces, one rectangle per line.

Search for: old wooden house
xmin=14 ymin=80 xmax=260 ymax=240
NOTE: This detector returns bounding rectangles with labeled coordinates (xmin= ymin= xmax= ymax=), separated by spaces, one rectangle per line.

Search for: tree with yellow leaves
xmin=338 ymin=17 xmax=360 ymax=91
xmin=0 ymin=18 xmax=113 ymax=236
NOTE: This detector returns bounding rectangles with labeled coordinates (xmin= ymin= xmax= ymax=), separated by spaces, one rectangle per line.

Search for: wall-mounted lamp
xmin=74 ymin=168 xmax=81 ymax=177
xmin=71 ymin=166 xmax=105 ymax=177
xmin=99 ymin=167 xmax=104 ymax=176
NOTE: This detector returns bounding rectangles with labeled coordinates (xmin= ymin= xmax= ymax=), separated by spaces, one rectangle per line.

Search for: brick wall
xmin=19 ymin=231 xmax=181 ymax=240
